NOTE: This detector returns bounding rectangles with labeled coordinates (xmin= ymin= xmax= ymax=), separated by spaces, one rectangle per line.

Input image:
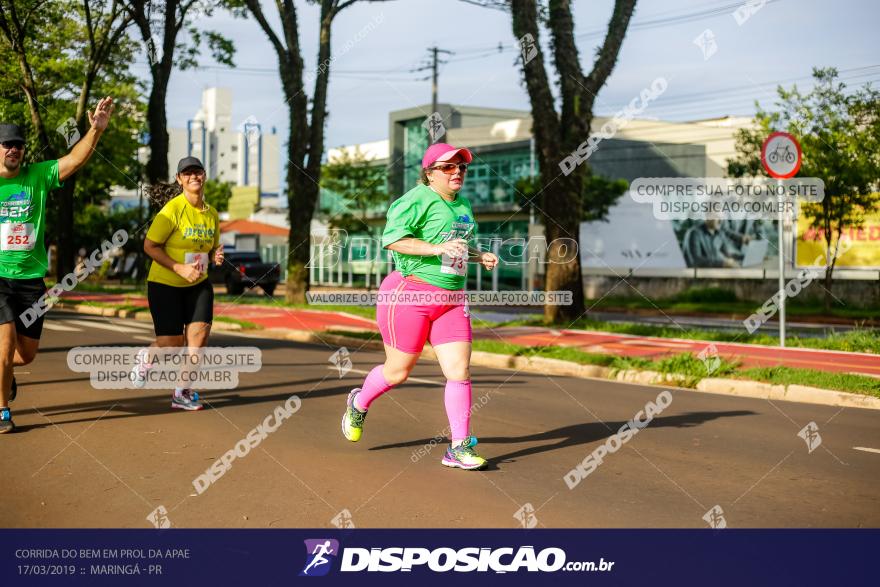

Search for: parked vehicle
xmin=209 ymin=250 xmax=280 ymax=296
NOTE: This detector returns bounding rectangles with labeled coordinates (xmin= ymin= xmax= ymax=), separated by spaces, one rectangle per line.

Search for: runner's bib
xmin=185 ymin=252 xmax=209 ymax=276
xmin=1 ymin=222 xmax=36 ymax=251
xmin=439 ymin=221 xmax=473 ymax=276
xmin=440 ymin=253 xmax=467 ymax=276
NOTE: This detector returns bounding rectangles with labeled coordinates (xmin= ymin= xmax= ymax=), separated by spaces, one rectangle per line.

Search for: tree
xmin=0 ymin=0 xmax=54 ymax=154
xmin=58 ymin=1 xmax=135 ymax=277
xmin=204 ymin=178 xmax=233 ymax=212
xmin=124 ymin=0 xmax=235 ymax=184
xmin=727 ymin=68 xmax=880 ymax=309
xmin=516 ymin=172 xmax=628 ymax=223
xmin=0 ymin=0 xmax=142 ymax=276
xmin=320 ymin=148 xmax=387 ymax=234
xmin=467 ymin=0 xmax=637 ymax=322
xmin=240 ymin=0 xmax=390 ymax=303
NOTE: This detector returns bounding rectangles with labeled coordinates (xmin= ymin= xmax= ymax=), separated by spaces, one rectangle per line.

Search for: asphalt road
xmin=3 ymin=310 xmax=879 ymax=529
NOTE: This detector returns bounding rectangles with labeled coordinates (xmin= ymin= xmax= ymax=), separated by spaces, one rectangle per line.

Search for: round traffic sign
xmin=761 ymin=131 xmax=802 ymax=179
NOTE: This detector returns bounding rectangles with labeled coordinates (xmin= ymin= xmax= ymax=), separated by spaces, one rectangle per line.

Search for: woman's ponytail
xmin=146 ymin=181 xmax=182 ymax=209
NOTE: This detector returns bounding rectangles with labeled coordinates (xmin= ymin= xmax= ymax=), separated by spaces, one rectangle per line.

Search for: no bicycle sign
xmin=761 ymin=131 xmax=802 ymax=179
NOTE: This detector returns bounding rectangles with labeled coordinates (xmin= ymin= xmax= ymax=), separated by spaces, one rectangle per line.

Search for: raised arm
xmin=57 ymin=96 xmax=114 ymax=182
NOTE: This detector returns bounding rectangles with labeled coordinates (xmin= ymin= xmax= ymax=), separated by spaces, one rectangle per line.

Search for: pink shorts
xmin=376 ymin=271 xmax=472 ymax=354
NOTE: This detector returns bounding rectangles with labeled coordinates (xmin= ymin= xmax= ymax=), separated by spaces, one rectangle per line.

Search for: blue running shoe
xmin=171 ymin=390 xmax=203 ymax=411
xmin=0 ymin=408 xmax=14 ymax=434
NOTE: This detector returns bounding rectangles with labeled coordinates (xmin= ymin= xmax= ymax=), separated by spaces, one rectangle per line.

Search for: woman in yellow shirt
xmin=132 ymin=157 xmax=223 ymax=411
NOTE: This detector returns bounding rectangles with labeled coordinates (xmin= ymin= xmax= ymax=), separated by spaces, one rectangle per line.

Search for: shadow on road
xmin=12 ymin=372 xmax=526 ymax=432
xmin=369 ymin=410 xmax=756 ymax=469
xmin=11 ymin=377 xmax=346 ymax=431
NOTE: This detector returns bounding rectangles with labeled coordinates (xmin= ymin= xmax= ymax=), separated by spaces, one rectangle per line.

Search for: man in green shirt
xmin=0 ymin=96 xmax=115 ymax=433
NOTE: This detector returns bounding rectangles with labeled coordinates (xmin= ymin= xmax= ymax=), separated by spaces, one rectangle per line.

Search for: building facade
xmin=316 ymin=104 xmax=754 ymax=292
xmin=169 ymin=87 xmax=280 ymax=196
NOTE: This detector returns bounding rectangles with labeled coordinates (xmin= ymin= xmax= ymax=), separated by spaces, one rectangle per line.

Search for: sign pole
xmin=777 ymin=179 xmax=786 ymax=347
xmin=761 ymin=131 xmax=802 ymax=349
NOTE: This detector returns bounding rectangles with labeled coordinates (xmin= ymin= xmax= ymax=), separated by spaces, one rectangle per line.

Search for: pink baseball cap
xmin=422 ymin=143 xmax=474 ymax=169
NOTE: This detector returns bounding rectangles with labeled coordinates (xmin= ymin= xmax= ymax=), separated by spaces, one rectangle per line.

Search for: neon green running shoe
xmin=342 ymin=389 xmax=367 ymax=442
xmin=442 ymin=436 xmax=488 ymax=470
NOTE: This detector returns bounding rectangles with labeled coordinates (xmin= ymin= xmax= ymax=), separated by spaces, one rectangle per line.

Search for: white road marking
xmin=43 ymin=322 xmax=82 ymax=332
xmin=853 ymin=447 xmax=880 ymax=454
xmin=111 ymin=319 xmax=153 ymax=330
xmin=62 ymin=319 xmax=146 ymax=334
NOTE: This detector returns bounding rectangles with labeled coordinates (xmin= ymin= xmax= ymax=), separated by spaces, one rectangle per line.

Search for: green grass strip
xmin=325 ymin=329 xmax=878 ymax=397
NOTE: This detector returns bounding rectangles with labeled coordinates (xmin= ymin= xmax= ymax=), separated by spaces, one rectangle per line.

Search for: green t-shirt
xmin=381 ymin=184 xmax=477 ymax=290
xmin=0 ymin=160 xmax=61 ymax=279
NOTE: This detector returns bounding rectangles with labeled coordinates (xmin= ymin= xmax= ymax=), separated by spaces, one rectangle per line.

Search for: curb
xmin=53 ymin=303 xmax=880 ymax=411
xmin=236 ymin=328 xmax=880 ymax=411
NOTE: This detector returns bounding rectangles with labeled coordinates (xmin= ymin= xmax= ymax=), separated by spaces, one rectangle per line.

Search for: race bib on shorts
xmin=185 ymin=252 xmax=209 ymax=276
xmin=1 ymin=222 xmax=36 ymax=251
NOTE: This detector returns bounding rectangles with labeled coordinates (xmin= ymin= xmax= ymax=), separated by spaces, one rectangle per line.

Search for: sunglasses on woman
xmin=429 ymin=162 xmax=468 ymax=174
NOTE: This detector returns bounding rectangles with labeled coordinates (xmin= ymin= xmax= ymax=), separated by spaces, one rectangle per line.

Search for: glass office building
xmin=313 ymin=104 xmax=746 ymax=291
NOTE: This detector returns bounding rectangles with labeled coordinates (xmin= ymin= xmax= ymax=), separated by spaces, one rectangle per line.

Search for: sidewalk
xmin=62 ymin=292 xmax=880 ymax=378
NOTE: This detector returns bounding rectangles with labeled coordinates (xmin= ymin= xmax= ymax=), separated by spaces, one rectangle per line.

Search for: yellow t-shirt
xmin=146 ymin=194 xmax=220 ymax=287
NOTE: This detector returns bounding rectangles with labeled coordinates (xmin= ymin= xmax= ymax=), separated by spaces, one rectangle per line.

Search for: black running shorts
xmin=0 ymin=277 xmax=47 ymax=340
xmin=147 ymin=279 xmax=214 ymax=337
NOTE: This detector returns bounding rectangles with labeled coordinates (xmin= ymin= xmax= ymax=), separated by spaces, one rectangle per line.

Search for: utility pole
xmin=431 ymin=46 xmax=439 ymax=114
xmin=416 ymin=46 xmax=453 ymax=115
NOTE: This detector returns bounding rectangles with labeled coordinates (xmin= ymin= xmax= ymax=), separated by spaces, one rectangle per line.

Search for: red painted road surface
xmin=63 ymin=292 xmax=880 ymax=377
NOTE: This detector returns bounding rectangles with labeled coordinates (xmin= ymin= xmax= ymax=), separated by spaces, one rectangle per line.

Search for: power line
xmin=450 ymin=0 xmax=786 ymax=59
xmin=131 ymin=0 xmax=789 ymax=83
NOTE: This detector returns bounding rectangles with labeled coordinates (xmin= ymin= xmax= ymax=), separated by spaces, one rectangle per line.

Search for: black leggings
xmin=147 ymin=280 xmax=214 ymax=336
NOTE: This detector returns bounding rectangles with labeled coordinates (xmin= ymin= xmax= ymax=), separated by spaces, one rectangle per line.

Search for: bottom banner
xmin=1 ymin=529 xmax=875 ymax=585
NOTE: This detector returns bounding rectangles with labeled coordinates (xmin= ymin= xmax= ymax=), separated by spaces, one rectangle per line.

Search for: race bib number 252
xmin=1 ymin=222 xmax=36 ymax=251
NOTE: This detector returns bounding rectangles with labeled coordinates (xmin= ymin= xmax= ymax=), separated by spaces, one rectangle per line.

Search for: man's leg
xmin=0 ymin=322 xmax=16 ymax=407
xmin=14 ymin=332 xmax=39 ymax=366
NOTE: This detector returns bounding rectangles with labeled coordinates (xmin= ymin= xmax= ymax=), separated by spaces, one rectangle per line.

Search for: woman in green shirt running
xmin=341 ymin=143 xmax=498 ymax=470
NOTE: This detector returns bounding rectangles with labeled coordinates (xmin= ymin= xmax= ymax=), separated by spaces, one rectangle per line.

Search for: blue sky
xmin=138 ymin=0 xmax=878 ymax=151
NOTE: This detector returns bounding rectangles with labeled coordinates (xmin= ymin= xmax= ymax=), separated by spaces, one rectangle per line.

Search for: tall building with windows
xmin=167 ymin=87 xmax=280 ymax=197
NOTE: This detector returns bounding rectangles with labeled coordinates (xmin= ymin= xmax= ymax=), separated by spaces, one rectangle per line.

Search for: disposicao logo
xmin=300 ymin=539 xmax=340 ymax=577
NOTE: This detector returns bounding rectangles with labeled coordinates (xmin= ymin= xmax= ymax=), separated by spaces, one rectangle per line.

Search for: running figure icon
xmin=302 ymin=541 xmax=335 ymax=575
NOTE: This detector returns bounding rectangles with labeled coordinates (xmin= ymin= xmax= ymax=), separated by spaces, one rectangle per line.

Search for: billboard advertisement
xmin=796 ymin=211 xmax=880 ymax=269
xmin=580 ymin=193 xmax=779 ymax=270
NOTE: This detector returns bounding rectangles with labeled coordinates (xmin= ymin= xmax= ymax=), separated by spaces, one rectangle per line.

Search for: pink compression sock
xmin=354 ymin=365 xmax=394 ymax=411
xmin=445 ymin=379 xmax=472 ymax=442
